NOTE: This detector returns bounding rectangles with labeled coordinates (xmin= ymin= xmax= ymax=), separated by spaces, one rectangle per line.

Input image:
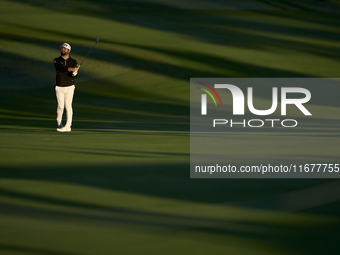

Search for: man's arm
xmin=68 ymin=67 xmax=79 ymax=72
xmin=54 ymin=58 xmax=79 ymax=72
xmin=70 ymin=59 xmax=79 ymax=77
xmin=69 ymin=60 xmax=79 ymax=72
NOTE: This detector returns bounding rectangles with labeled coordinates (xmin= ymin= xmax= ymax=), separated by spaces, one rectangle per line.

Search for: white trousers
xmin=55 ymin=85 xmax=75 ymax=128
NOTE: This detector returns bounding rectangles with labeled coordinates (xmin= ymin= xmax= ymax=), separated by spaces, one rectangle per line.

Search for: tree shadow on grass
xmin=0 ymin=244 xmax=82 ymax=255
xmin=0 ymin=163 xmax=340 ymax=254
xmin=4 ymin=0 xmax=340 ymax=89
xmin=9 ymin=0 xmax=340 ymax=59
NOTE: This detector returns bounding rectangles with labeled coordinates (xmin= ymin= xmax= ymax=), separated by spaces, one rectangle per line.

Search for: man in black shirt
xmin=54 ymin=43 xmax=79 ymax=132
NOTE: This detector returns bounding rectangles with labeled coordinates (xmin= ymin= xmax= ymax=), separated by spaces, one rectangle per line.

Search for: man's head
xmin=60 ymin=43 xmax=71 ymax=56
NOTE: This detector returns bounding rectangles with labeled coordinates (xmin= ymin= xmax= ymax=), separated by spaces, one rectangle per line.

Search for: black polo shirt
xmin=54 ymin=56 xmax=78 ymax=87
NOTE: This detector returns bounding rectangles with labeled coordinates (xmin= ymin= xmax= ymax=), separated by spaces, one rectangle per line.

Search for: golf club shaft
xmin=79 ymin=38 xmax=99 ymax=67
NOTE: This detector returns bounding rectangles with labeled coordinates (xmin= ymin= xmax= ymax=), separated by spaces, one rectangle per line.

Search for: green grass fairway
xmin=1 ymin=0 xmax=340 ymax=254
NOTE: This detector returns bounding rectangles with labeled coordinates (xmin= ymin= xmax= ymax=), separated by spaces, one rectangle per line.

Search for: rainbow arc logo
xmin=196 ymin=82 xmax=222 ymax=115
xmin=196 ymin=82 xmax=222 ymax=106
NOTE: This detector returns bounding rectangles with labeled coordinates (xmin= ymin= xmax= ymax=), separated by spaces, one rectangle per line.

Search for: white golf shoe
xmin=57 ymin=126 xmax=71 ymax=132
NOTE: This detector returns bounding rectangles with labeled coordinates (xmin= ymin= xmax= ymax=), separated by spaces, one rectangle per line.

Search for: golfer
xmin=54 ymin=43 xmax=79 ymax=132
